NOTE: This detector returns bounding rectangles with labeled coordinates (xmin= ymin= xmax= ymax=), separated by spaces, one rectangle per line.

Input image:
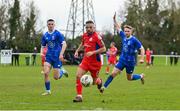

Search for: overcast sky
xmin=22 ymin=0 xmax=125 ymax=33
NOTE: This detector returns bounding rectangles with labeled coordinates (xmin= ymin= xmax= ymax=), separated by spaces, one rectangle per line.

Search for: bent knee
xmin=111 ymin=72 xmax=117 ymax=77
xmin=44 ymin=72 xmax=49 ymax=77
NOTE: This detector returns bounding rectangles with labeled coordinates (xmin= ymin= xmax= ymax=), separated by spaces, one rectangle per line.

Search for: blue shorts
xmin=45 ymin=56 xmax=62 ymax=68
xmin=115 ymin=60 xmax=135 ymax=74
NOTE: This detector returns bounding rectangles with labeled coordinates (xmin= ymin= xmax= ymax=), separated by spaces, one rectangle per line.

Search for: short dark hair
xmin=47 ymin=19 xmax=55 ymax=23
xmin=86 ymin=20 xmax=94 ymax=24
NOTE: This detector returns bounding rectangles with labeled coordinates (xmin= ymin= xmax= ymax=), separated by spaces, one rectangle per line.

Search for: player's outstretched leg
xmin=73 ymin=77 xmax=83 ymax=102
xmin=73 ymin=67 xmax=85 ymax=102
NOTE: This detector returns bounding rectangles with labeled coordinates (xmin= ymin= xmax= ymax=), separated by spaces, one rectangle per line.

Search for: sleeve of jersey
xmin=135 ymin=38 xmax=142 ymax=49
xmin=58 ymin=32 xmax=65 ymax=44
xmin=41 ymin=35 xmax=46 ymax=46
xmin=97 ymin=34 xmax=104 ymax=47
xmin=118 ymin=30 xmax=126 ymax=39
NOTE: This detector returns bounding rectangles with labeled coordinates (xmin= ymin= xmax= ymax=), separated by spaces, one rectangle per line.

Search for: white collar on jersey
xmin=48 ymin=29 xmax=55 ymax=34
xmin=126 ymin=35 xmax=133 ymax=39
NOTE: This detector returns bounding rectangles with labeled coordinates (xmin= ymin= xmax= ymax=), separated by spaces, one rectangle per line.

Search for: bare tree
xmin=0 ymin=0 xmax=10 ymax=49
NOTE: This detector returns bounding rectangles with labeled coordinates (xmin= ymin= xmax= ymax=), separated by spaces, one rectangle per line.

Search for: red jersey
xmin=82 ymin=32 xmax=104 ymax=62
xmin=109 ymin=46 xmax=117 ymax=59
xmin=146 ymin=50 xmax=151 ymax=63
xmin=146 ymin=50 xmax=151 ymax=56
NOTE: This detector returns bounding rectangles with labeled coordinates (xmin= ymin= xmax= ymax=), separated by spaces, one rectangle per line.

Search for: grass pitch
xmin=0 ymin=59 xmax=180 ymax=110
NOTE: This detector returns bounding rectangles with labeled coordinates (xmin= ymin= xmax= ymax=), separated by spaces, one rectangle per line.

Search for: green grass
xmin=0 ymin=59 xmax=180 ymax=109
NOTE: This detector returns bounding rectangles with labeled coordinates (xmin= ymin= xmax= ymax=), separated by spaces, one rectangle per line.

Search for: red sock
xmin=106 ymin=66 xmax=109 ymax=72
xmin=76 ymin=78 xmax=82 ymax=95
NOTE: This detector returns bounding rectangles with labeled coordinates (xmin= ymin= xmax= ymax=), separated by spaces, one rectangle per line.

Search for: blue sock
xmin=132 ymin=74 xmax=141 ymax=80
xmin=59 ymin=70 xmax=64 ymax=78
xmin=104 ymin=75 xmax=114 ymax=88
xmin=45 ymin=81 xmax=50 ymax=91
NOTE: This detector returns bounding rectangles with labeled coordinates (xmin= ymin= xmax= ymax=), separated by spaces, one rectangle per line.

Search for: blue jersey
xmin=41 ymin=30 xmax=65 ymax=58
xmin=118 ymin=30 xmax=142 ymax=62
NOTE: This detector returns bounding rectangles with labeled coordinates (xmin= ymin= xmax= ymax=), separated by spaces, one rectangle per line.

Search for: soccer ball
xmin=80 ymin=75 xmax=93 ymax=87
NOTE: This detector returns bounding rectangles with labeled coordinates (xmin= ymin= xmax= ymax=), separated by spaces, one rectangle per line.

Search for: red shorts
xmin=41 ymin=56 xmax=45 ymax=66
xmin=79 ymin=59 xmax=101 ymax=78
xmin=108 ymin=57 xmax=116 ymax=64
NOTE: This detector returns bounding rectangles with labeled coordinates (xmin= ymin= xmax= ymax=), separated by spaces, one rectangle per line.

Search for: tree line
xmin=0 ymin=0 xmax=41 ymax=52
xmin=0 ymin=0 xmax=180 ymax=54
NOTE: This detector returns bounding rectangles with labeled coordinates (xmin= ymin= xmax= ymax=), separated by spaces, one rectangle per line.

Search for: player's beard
xmin=48 ymin=27 xmax=54 ymax=32
xmin=87 ymin=31 xmax=94 ymax=35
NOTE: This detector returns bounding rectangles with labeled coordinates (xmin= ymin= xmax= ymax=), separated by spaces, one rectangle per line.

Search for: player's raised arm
xmin=113 ymin=12 xmax=127 ymax=39
xmin=113 ymin=12 xmax=121 ymax=32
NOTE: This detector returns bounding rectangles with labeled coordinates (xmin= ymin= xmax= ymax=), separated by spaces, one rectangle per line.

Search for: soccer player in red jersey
xmin=73 ymin=20 xmax=106 ymax=102
xmin=106 ymin=42 xmax=117 ymax=74
xmin=146 ymin=48 xmax=151 ymax=68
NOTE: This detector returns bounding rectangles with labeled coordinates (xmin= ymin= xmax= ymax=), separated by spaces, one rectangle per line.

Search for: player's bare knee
xmin=111 ymin=73 xmax=117 ymax=77
xmin=44 ymin=72 xmax=49 ymax=77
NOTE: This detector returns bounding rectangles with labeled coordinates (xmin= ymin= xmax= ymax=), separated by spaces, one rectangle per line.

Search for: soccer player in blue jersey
xmin=40 ymin=19 xmax=67 ymax=95
xmin=100 ymin=13 xmax=145 ymax=93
